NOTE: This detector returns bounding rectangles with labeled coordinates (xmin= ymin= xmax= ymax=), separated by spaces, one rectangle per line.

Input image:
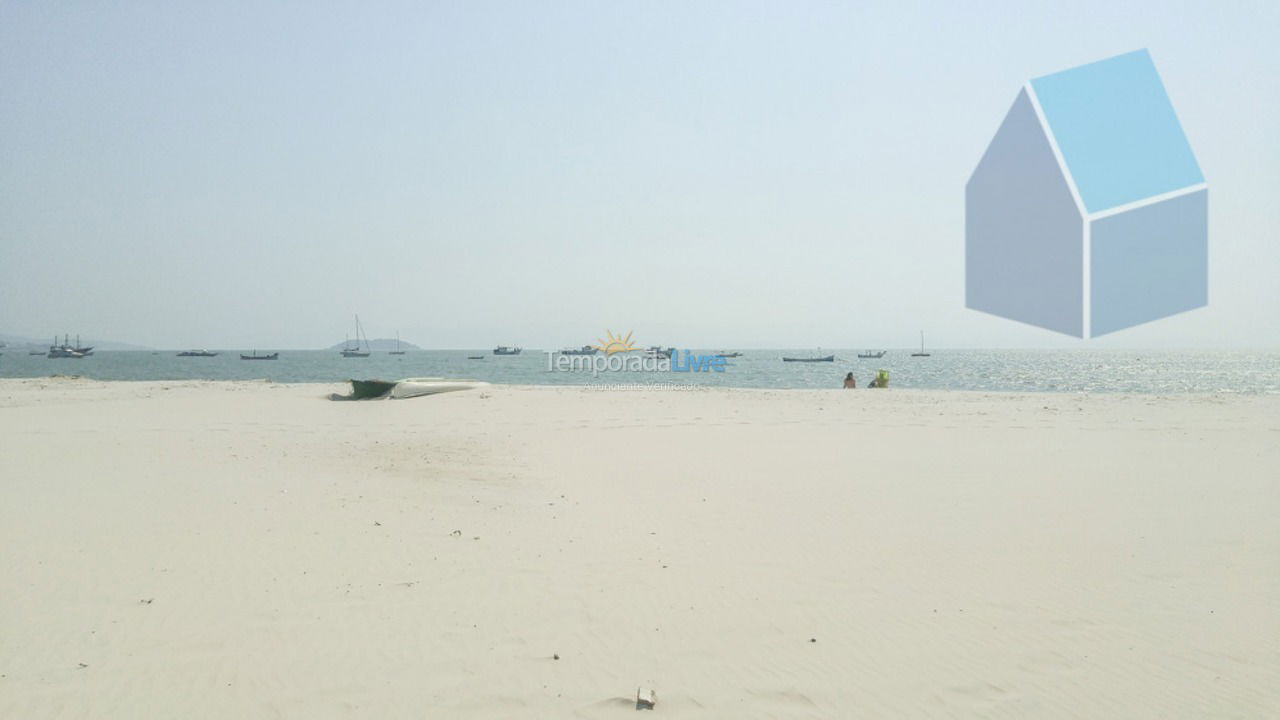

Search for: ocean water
xmin=1 ymin=349 xmax=1277 ymax=394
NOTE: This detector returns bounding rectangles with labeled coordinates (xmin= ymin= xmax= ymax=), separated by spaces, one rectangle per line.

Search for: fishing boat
xmin=177 ymin=350 xmax=218 ymax=357
xmin=389 ymin=331 xmax=406 ymax=355
xmin=559 ymin=345 xmax=598 ymax=356
xmin=48 ymin=335 xmax=86 ymax=358
xmin=47 ymin=334 xmax=92 ymax=358
xmin=782 ymin=354 xmax=834 ymax=363
xmin=492 ymin=346 xmax=522 ymax=355
xmin=645 ymin=346 xmax=674 ymax=359
xmin=857 ymin=350 xmax=886 ymax=359
xmin=911 ymin=331 xmax=931 ymax=357
xmin=341 ymin=315 xmax=371 ymax=357
xmin=240 ymin=351 xmax=278 ymax=360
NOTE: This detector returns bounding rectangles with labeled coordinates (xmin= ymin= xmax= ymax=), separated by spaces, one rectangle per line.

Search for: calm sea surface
xmin=1 ymin=349 xmax=1277 ymax=394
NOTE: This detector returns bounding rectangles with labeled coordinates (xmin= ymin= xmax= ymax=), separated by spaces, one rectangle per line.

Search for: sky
xmin=2 ymin=1 xmax=1277 ymax=350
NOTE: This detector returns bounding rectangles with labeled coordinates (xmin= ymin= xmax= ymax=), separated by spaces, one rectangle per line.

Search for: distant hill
xmin=326 ymin=338 xmax=423 ymax=351
xmin=0 ymin=332 xmax=151 ymax=351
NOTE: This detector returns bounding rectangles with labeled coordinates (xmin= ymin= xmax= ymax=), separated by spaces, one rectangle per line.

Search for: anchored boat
xmin=47 ymin=334 xmax=92 ymax=358
xmin=341 ymin=315 xmax=371 ymax=357
xmin=559 ymin=345 xmax=598 ymax=356
xmin=782 ymin=354 xmax=834 ymax=363
xmin=911 ymin=331 xmax=931 ymax=357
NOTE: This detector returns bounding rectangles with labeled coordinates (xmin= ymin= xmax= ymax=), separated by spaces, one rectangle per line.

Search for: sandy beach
xmin=1 ymin=378 xmax=1277 ymax=718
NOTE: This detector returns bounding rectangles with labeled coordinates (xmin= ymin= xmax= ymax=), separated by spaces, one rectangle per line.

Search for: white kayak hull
xmin=389 ymin=379 xmax=489 ymax=399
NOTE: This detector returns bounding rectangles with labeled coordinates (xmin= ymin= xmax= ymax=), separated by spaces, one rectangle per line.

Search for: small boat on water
xmin=341 ymin=315 xmax=371 ymax=357
xmin=782 ymin=354 xmax=834 ymax=363
xmin=493 ymin=346 xmax=522 ymax=355
xmin=645 ymin=346 xmax=674 ymax=359
xmin=48 ymin=334 xmax=92 ymax=358
xmin=177 ymin=350 xmax=218 ymax=357
xmin=857 ymin=350 xmax=886 ymax=359
xmin=467 ymin=355 xmax=485 ymax=360
xmin=559 ymin=345 xmax=598 ymax=356
xmin=715 ymin=351 xmax=743 ymax=358
xmin=911 ymin=331 xmax=931 ymax=357
xmin=389 ymin=331 xmax=406 ymax=355
xmin=240 ymin=351 xmax=278 ymax=360
xmin=48 ymin=340 xmax=84 ymax=358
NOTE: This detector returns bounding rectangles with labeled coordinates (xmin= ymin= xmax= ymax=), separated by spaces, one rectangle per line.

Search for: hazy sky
xmin=2 ymin=1 xmax=1277 ymax=349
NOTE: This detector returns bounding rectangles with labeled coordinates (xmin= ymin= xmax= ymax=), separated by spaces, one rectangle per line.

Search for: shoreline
xmin=4 ymin=349 xmax=1279 ymax=396
xmin=3 ymin=375 xmax=1278 ymax=398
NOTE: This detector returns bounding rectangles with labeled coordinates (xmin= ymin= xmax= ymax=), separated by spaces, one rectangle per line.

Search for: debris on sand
xmin=636 ymin=687 xmax=656 ymax=710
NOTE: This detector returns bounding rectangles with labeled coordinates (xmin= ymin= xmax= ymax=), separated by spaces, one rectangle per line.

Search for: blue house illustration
xmin=966 ymin=50 xmax=1207 ymax=338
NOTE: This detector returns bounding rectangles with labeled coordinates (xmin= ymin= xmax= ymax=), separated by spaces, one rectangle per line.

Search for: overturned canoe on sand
xmin=391 ymin=378 xmax=489 ymax=399
xmin=340 ymin=378 xmax=489 ymax=400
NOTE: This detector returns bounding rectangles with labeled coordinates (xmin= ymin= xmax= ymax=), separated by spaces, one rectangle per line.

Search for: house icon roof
xmin=966 ymin=49 xmax=1208 ymax=338
xmin=1030 ymin=49 xmax=1204 ymax=214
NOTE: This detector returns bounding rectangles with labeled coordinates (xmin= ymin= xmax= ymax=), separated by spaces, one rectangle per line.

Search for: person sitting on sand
xmin=843 ymin=372 xmax=856 ymax=389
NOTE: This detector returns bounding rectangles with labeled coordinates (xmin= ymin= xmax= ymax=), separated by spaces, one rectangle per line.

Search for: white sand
xmin=1 ymin=378 xmax=1277 ymax=718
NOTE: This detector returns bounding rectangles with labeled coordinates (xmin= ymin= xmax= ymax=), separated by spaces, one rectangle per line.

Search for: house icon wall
xmin=965 ymin=49 xmax=1207 ymax=338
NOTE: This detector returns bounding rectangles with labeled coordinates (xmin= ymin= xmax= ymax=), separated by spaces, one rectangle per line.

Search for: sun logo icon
xmin=594 ymin=329 xmax=637 ymax=355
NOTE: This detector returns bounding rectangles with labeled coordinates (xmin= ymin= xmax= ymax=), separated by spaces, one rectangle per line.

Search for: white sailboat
xmin=911 ymin=331 xmax=931 ymax=357
xmin=341 ymin=315 xmax=371 ymax=357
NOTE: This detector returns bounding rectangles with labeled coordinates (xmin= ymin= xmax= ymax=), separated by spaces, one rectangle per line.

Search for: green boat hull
xmin=349 ymin=379 xmax=397 ymax=399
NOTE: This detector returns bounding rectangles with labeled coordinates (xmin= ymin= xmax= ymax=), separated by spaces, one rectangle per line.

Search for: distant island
xmin=325 ymin=338 xmax=423 ymax=352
